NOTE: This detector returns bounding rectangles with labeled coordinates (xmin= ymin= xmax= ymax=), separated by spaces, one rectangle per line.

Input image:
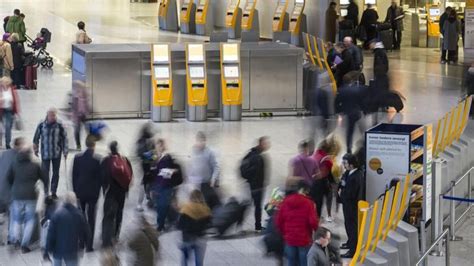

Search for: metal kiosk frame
xmin=220 ymin=43 xmax=242 ymax=121
xmin=289 ymin=0 xmax=307 ymax=47
xmin=195 ymin=0 xmax=214 ymax=36
xmin=241 ymin=0 xmax=259 ymax=37
xmin=185 ymin=43 xmax=208 ymax=121
xmin=272 ymin=0 xmax=289 ymax=34
xmin=225 ymin=0 xmax=242 ymax=39
xmin=158 ymin=0 xmax=179 ymax=32
xmin=180 ymin=0 xmax=196 ymax=34
xmin=151 ymin=44 xmax=173 ymax=122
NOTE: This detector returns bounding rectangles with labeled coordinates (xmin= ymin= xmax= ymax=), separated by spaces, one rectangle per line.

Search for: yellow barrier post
xmin=360 ymin=200 xmax=380 ymax=264
xmin=383 ymin=182 xmax=401 ymax=240
xmin=459 ymin=96 xmax=472 ymax=139
xmin=304 ymin=33 xmax=316 ymax=66
xmin=451 ymin=102 xmax=463 ymax=144
xmin=319 ymin=39 xmax=338 ymax=94
xmin=311 ymin=35 xmax=324 ymax=69
xmin=433 ymin=118 xmax=442 ymax=157
xmin=439 ymin=112 xmax=449 ymax=153
xmin=446 ymin=108 xmax=456 ymax=147
xmin=351 ymin=204 xmax=369 ymax=266
xmin=371 ymin=190 xmax=392 ymax=252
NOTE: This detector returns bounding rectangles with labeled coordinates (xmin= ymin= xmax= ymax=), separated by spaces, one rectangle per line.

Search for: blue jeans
xmin=11 ymin=200 xmax=37 ymax=247
xmin=53 ymin=255 xmax=78 ymax=266
xmin=181 ymin=240 xmax=206 ymax=266
xmin=285 ymin=245 xmax=310 ymax=266
xmin=153 ymin=186 xmax=173 ymax=230
xmin=1 ymin=109 xmax=13 ymax=148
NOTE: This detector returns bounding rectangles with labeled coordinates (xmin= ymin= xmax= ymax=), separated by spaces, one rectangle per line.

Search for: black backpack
xmin=170 ymin=158 xmax=183 ymax=187
xmin=239 ymin=151 xmax=257 ymax=181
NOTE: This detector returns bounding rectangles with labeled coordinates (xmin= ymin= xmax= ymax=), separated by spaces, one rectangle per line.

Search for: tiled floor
xmin=1 ymin=0 xmax=474 ymax=265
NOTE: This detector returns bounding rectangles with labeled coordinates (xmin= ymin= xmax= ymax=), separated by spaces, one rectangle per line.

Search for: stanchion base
xmin=450 ymin=236 xmax=463 ymax=241
xmin=429 ymin=250 xmax=444 ymax=257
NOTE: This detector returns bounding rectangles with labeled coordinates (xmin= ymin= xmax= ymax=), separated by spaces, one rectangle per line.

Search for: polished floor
xmin=0 ymin=0 xmax=473 ymax=265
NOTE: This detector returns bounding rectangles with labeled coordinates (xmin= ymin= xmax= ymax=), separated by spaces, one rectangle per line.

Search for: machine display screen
xmin=293 ymin=6 xmax=302 ymax=14
xmin=429 ymin=8 xmax=440 ymax=17
xmin=154 ymin=66 xmax=170 ymax=79
xmin=189 ymin=66 xmax=205 ymax=78
xmin=224 ymin=66 xmax=239 ymax=78
xmin=295 ymin=0 xmax=304 ymax=3
xmin=188 ymin=44 xmax=204 ymax=62
xmin=340 ymin=0 xmax=350 ymax=5
xmin=183 ymin=0 xmax=190 ymax=4
xmin=276 ymin=6 xmax=284 ymax=13
xmin=365 ymin=0 xmax=376 ymax=4
xmin=199 ymin=0 xmax=206 ymax=5
xmin=153 ymin=45 xmax=169 ymax=63
xmin=222 ymin=44 xmax=239 ymax=62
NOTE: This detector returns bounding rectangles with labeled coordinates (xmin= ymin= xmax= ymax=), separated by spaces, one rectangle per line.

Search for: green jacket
xmin=6 ymin=16 xmax=26 ymax=42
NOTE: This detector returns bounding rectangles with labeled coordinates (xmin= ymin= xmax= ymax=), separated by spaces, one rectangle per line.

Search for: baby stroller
xmin=25 ymin=28 xmax=53 ymax=69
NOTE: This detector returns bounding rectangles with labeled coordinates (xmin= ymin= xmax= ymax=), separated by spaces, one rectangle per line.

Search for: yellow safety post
xmin=459 ymin=96 xmax=473 ymax=139
xmin=358 ymin=200 xmax=369 ymax=232
xmin=371 ymin=190 xmax=392 ymax=252
xmin=397 ymin=175 xmax=411 ymax=222
xmin=439 ymin=112 xmax=449 ymax=153
xmin=304 ymin=33 xmax=316 ymax=66
xmin=351 ymin=203 xmax=369 ymax=266
xmin=319 ymin=39 xmax=337 ymax=94
xmin=360 ymin=200 xmax=380 ymax=264
xmin=272 ymin=0 xmax=289 ymax=32
xmin=311 ymin=35 xmax=324 ymax=69
xmin=433 ymin=118 xmax=442 ymax=157
xmin=383 ymin=182 xmax=401 ymax=240
xmin=445 ymin=108 xmax=456 ymax=147
xmin=451 ymin=102 xmax=463 ymax=144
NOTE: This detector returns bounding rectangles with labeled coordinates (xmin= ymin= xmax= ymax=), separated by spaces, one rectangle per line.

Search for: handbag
xmin=14 ymin=115 xmax=24 ymax=131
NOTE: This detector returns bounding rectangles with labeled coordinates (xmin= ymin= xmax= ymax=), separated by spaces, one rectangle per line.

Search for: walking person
xmin=135 ymin=122 xmax=156 ymax=211
xmin=46 ymin=192 xmax=90 ymax=266
xmin=289 ymin=140 xmax=318 ymax=187
xmin=307 ymin=227 xmax=332 ymax=266
xmin=8 ymin=33 xmax=24 ymax=87
xmin=0 ymin=77 xmax=20 ymax=149
xmin=339 ymin=153 xmax=364 ymax=258
xmin=325 ymin=2 xmax=339 ymax=43
xmin=7 ymin=146 xmax=48 ymax=253
xmin=128 ymin=215 xmax=159 ymax=266
xmin=33 ymin=108 xmax=69 ymax=198
xmin=177 ymin=189 xmax=211 ymax=266
xmin=71 ymin=80 xmax=90 ymax=151
xmin=333 ymin=43 xmax=355 ymax=87
xmin=441 ymin=9 xmax=460 ymax=64
xmin=240 ymin=136 xmax=271 ymax=232
xmin=346 ymin=0 xmax=359 ymax=29
xmin=72 ymin=135 xmax=101 ymax=252
xmin=370 ymin=39 xmax=390 ymax=92
xmin=101 ymin=141 xmax=133 ymax=248
xmin=385 ymin=1 xmax=404 ymax=50
xmin=0 ymin=33 xmax=13 ymax=78
xmin=276 ymin=180 xmax=319 ymax=266
xmin=76 ymin=21 xmax=92 ymax=44
xmin=188 ymin=132 xmax=221 ymax=210
xmin=150 ymin=138 xmax=182 ymax=232
xmin=360 ymin=4 xmax=379 ymax=49
xmin=5 ymin=9 xmax=26 ymax=45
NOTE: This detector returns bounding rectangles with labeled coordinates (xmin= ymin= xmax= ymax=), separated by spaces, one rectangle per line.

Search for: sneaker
xmin=255 ymin=226 xmax=266 ymax=233
xmin=441 ymin=60 xmax=447 ymax=64
xmin=326 ymin=216 xmax=334 ymax=223
xmin=21 ymin=246 xmax=31 ymax=254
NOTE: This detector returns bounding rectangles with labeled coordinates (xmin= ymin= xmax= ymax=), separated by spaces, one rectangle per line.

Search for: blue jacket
xmin=46 ymin=203 xmax=89 ymax=258
xmin=73 ymin=149 xmax=102 ymax=200
xmin=33 ymin=120 xmax=68 ymax=160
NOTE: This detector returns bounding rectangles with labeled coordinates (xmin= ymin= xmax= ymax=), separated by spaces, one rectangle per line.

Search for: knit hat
xmin=2 ymin=33 xmax=10 ymax=41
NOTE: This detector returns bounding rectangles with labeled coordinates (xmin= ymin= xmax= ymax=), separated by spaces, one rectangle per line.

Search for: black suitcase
xmin=376 ymin=22 xmax=391 ymax=31
xmin=212 ymin=198 xmax=248 ymax=236
xmin=378 ymin=29 xmax=393 ymax=51
xmin=384 ymin=91 xmax=404 ymax=112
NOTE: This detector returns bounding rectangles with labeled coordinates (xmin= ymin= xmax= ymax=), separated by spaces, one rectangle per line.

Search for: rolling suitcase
xmin=378 ymin=29 xmax=393 ymax=51
xmin=25 ymin=65 xmax=37 ymax=90
xmin=212 ymin=197 xmax=248 ymax=236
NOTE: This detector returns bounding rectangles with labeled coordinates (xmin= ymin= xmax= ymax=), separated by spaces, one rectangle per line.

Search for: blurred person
xmin=263 ymin=187 xmax=286 ymax=266
xmin=385 ymin=1 xmax=404 ymax=50
xmin=189 ymin=132 xmax=221 ymax=209
xmin=0 ymin=77 xmax=20 ymax=149
xmin=178 ymin=189 xmax=211 ymax=266
xmin=101 ymin=141 xmax=133 ymax=248
xmin=307 ymin=227 xmax=331 ymax=266
xmin=0 ymin=33 xmax=13 ymax=77
xmin=0 ymin=137 xmax=24 ymax=244
xmin=440 ymin=7 xmax=453 ymax=35
xmin=360 ymin=4 xmax=379 ymax=49
xmin=46 ymin=192 xmax=89 ymax=266
xmin=289 ymin=140 xmax=318 ymax=186
xmin=128 ymin=215 xmax=159 ymax=266
xmin=135 ymin=122 xmax=156 ymax=211
xmin=333 ymin=43 xmax=355 ymax=87
xmin=40 ymin=195 xmax=59 ymax=262
xmin=339 ymin=153 xmax=364 ymax=258
xmin=335 ymin=71 xmax=364 ymax=153
xmin=101 ymin=248 xmax=121 ymax=266
xmin=33 ymin=108 xmax=69 ymax=198
xmin=240 ymin=136 xmax=271 ymax=232
xmin=346 ymin=0 xmax=359 ymax=29
xmin=312 ymin=136 xmax=342 ymax=221
xmin=150 ymin=138 xmax=183 ymax=232
xmin=5 ymin=9 xmax=26 ymax=45
xmin=325 ymin=2 xmax=339 ymax=43
xmin=343 ymin=36 xmax=363 ymax=71
xmin=276 ymin=180 xmax=319 ymax=266
xmin=7 ymin=146 xmax=48 ymax=253
xmin=441 ymin=9 xmax=460 ymax=64
xmin=72 ymin=135 xmax=101 ymax=251
xmin=76 ymin=21 xmax=92 ymax=44
xmin=71 ymin=80 xmax=90 ymax=150
xmin=8 ymin=33 xmax=24 ymax=87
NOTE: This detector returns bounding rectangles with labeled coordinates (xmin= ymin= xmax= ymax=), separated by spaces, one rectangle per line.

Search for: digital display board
xmin=154 ymin=66 xmax=170 ymax=79
xmin=189 ymin=66 xmax=205 ymax=78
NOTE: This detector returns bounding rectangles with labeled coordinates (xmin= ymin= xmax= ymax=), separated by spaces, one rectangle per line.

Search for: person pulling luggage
xmin=384 ymin=1 xmax=404 ymax=50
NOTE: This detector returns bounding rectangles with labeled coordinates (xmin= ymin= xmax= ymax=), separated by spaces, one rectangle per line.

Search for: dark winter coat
xmin=335 ymin=81 xmax=363 ymax=116
xmin=335 ymin=49 xmax=355 ymax=86
xmin=325 ymin=7 xmax=339 ymax=43
xmin=46 ymin=203 xmax=89 ymax=258
xmin=347 ymin=2 xmax=359 ymax=27
xmin=385 ymin=6 xmax=404 ymax=31
xmin=0 ymin=149 xmax=18 ymax=209
xmin=242 ymin=147 xmax=267 ymax=190
xmin=373 ymin=44 xmax=389 ymax=77
xmin=442 ymin=18 xmax=460 ymax=51
xmin=7 ymin=151 xmax=48 ymax=200
xmin=339 ymin=169 xmax=364 ymax=203
xmin=72 ymin=149 xmax=102 ymax=201
xmin=10 ymin=41 xmax=24 ymax=69
xmin=360 ymin=8 xmax=379 ymax=28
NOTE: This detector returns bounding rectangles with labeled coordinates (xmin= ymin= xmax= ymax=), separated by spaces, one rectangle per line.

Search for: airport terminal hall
xmin=2 ymin=0 xmax=474 ymax=265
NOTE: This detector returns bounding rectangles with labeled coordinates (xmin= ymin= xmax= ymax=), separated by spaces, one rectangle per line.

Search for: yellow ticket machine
xmin=151 ymin=44 xmax=173 ymax=122
xmin=220 ymin=43 xmax=242 ymax=121
xmin=241 ymin=0 xmax=259 ymax=37
xmin=289 ymin=0 xmax=307 ymax=47
xmin=427 ymin=4 xmax=441 ymax=48
xmin=180 ymin=0 xmax=196 ymax=34
xmin=158 ymin=0 xmax=179 ymax=32
xmin=225 ymin=0 xmax=242 ymax=39
xmin=273 ymin=0 xmax=289 ymax=33
xmin=196 ymin=0 xmax=214 ymax=36
xmin=186 ymin=44 xmax=208 ymax=121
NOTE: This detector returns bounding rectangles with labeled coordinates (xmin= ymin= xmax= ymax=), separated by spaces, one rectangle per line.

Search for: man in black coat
xmin=440 ymin=7 xmax=453 ymax=34
xmin=334 ymin=43 xmax=355 ymax=87
xmin=240 ymin=136 xmax=270 ymax=232
xmin=346 ymin=0 xmax=359 ymax=28
xmin=72 ymin=135 xmax=101 ymax=251
xmin=385 ymin=1 xmax=404 ymax=50
xmin=360 ymin=4 xmax=379 ymax=48
xmin=370 ymin=40 xmax=389 ymax=93
xmin=339 ymin=153 xmax=363 ymax=258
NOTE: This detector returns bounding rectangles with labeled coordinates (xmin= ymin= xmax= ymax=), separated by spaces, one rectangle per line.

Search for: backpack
xmin=169 ymin=158 xmax=183 ymax=187
xmin=109 ymin=155 xmax=133 ymax=189
xmin=239 ymin=151 xmax=257 ymax=181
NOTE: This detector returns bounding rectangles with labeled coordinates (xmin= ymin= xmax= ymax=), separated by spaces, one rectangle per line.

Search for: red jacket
xmin=276 ymin=193 xmax=319 ymax=247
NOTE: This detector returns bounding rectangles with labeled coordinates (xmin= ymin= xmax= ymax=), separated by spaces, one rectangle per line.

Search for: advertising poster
xmin=465 ymin=8 xmax=474 ymax=49
xmin=366 ymin=133 xmax=410 ymax=202
xmin=423 ymin=124 xmax=433 ymax=221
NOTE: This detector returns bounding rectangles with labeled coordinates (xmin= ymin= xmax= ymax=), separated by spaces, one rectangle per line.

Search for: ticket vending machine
xmin=241 ymin=0 xmax=259 ymax=37
xmin=185 ymin=44 xmax=208 ymax=121
xmin=151 ymin=44 xmax=173 ymax=122
xmin=289 ymin=0 xmax=307 ymax=47
xmin=272 ymin=0 xmax=289 ymax=34
xmin=158 ymin=0 xmax=179 ymax=32
xmin=427 ymin=4 xmax=441 ymax=48
xmin=180 ymin=0 xmax=196 ymax=34
xmin=225 ymin=0 xmax=242 ymax=39
xmin=196 ymin=0 xmax=214 ymax=36
xmin=220 ymin=43 xmax=242 ymax=121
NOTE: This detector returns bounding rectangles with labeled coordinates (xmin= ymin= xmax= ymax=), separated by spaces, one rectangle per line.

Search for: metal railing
xmin=416 ymin=228 xmax=451 ymax=266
